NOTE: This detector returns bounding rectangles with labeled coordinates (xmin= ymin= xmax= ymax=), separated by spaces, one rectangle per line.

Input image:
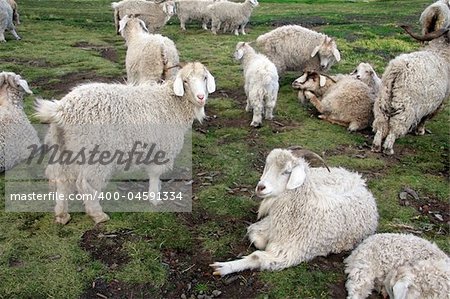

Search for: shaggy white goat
xmin=372 ymin=25 xmax=450 ymax=155
xmin=210 ymin=147 xmax=378 ymax=276
xmin=420 ymin=0 xmax=450 ymax=34
xmin=350 ymin=62 xmax=381 ymax=96
xmin=209 ymin=0 xmax=258 ymax=36
xmin=344 ymin=233 xmax=449 ymax=299
xmin=6 ymin=0 xmax=18 ymax=25
xmin=118 ymin=15 xmax=180 ymax=84
xmin=0 ymin=0 xmax=20 ymax=42
xmin=234 ymin=42 xmax=279 ymax=127
xmin=34 ymin=62 xmax=215 ymax=224
xmin=175 ymin=0 xmax=220 ymax=31
xmin=292 ymin=71 xmax=374 ymax=131
xmin=0 ymin=72 xmax=39 ymax=172
xmin=256 ymin=25 xmax=341 ymax=74
xmin=384 ymin=258 xmax=450 ymax=299
xmin=112 ymin=0 xmax=176 ymax=33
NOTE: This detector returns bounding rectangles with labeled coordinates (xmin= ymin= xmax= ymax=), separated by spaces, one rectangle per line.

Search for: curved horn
xmin=318 ymin=72 xmax=337 ymax=83
xmin=287 ymin=146 xmax=331 ymax=172
xmin=400 ymin=25 xmax=449 ymax=41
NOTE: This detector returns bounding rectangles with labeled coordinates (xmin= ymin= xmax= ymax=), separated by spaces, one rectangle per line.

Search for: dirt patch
xmin=80 ymin=278 xmax=159 ymax=299
xmin=270 ymin=16 xmax=328 ymax=28
xmin=32 ymin=72 xmax=124 ymax=97
xmin=74 ymin=41 xmax=118 ymax=63
xmin=0 ymin=58 xmax=52 ymax=67
xmin=80 ymin=227 xmax=132 ymax=268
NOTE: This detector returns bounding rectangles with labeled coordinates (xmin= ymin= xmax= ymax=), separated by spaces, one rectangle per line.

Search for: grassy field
xmin=0 ymin=0 xmax=449 ymax=298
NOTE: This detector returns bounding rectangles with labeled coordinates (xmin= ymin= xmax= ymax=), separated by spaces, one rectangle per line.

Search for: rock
xmin=212 ymin=290 xmax=222 ymax=297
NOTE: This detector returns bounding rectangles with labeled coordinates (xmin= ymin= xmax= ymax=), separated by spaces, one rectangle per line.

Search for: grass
xmin=0 ymin=0 xmax=449 ymax=298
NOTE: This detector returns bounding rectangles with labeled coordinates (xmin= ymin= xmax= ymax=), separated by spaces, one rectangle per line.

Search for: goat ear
xmin=319 ymin=75 xmax=327 ymax=87
xmin=206 ymin=70 xmax=216 ymax=94
xmin=173 ymin=73 xmax=184 ymax=96
xmin=286 ymin=163 xmax=306 ymax=190
xmin=392 ymin=280 xmax=410 ymax=299
xmin=235 ymin=48 xmax=244 ymax=60
xmin=332 ymin=47 xmax=341 ymax=62
xmin=118 ymin=15 xmax=129 ymax=33
xmin=311 ymin=44 xmax=321 ymax=58
xmin=296 ymin=72 xmax=308 ymax=84
xmin=16 ymin=76 xmax=33 ymax=94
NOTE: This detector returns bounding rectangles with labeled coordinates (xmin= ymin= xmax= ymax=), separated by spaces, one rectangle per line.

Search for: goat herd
xmin=0 ymin=0 xmax=449 ymax=298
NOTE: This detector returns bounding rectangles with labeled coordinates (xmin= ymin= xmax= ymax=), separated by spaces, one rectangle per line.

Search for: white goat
xmin=34 ymin=62 xmax=215 ymax=224
xmin=210 ymin=147 xmax=378 ymax=276
xmin=209 ymin=0 xmax=258 ymax=36
xmin=256 ymin=25 xmax=341 ymax=75
xmin=0 ymin=0 xmax=20 ymax=42
xmin=0 ymin=72 xmax=38 ymax=172
xmin=372 ymin=25 xmax=450 ymax=155
xmin=234 ymin=42 xmax=279 ymax=127
xmin=350 ymin=62 xmax=382 ymax=97
xmin=118 ymin=15 xmax=180 ymax=84
xmin=112 ymin=0 xmax=176 ymax=33
xmin=175 ymin=0 xmax=219 ymax=31
xmin=344 ymin=233 xmax=449 ymax=299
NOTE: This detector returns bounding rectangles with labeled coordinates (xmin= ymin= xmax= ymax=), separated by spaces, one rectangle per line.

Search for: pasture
xmin=0 ymin=0 xmax=448 ymax=298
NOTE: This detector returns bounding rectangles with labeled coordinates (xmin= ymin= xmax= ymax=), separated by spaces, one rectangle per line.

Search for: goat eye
xmin=183 ymin=80 xmax=187 ymax=84
xmin=282 ymin=170 xmax=291 ymax=175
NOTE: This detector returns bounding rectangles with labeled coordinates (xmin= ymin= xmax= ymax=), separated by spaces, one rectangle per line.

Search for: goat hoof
xmin=371 ymin=145 xmax=381 ymax=153
xmin=250 ymin=121 xmax=262 ymax=128
xmin=383 ymin=148 xmax=394 ymax=156
xmin=92 ymin=212 xmax=110 ymax=224
xmin=55 ymin=213 xmax=71 ymax=225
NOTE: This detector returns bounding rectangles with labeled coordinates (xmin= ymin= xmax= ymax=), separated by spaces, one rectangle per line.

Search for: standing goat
xmin=34 ymin=62 xmax=215 ymax=224
xmin=208 ymin=0 xmax=258 ymax=36
xmin=234 ymin=42 xmax=279 ymax=127
xmin=118 ymin=15 xmax=180 ymax=84
xmin=256 ymin=25 xmax=341 ymax=75
xmin=0 ymin=72 xmax=38 ymax=172
xmin=210 ymin=147 xmax=378 ymax=276
xmin=372 ymin=25 xmax=450 ymax=155
xmin=112 ymin=0 xmax=176 ymax=33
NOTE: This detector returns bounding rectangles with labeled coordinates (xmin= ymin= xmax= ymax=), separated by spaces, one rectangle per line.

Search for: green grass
xmin=1 ymin=0 xmax=449 ymax=298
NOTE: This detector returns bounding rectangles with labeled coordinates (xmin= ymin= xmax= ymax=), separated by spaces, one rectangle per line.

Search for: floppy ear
xmin=319 ymin=75 xmax=327 ymax=87
xmin=286 ymin=163 xmax=306 ymax=190
xmin=392 ymin=280 xmax=410 ymax=299
xmin=311 ymin=38 xmax=325 ymax=57
xmin=235 ymin=48 xmax=244 ymax=60
xmin=296 ymin=72 xmax=308 ymax=84
xmin=173 ymin=73 xmax=184 ymax=96
xmin=163 ymin=2 xmax=168 ymax=14
xmin=16 ymin=76 xmax=33 ymax=94
xmin=118 ymin=15 xmax=129 ymax=33
xmin=206 ymin=70 xmax=216 ymax=93
xmin=332 ymin=47 xmax=341 ymax=62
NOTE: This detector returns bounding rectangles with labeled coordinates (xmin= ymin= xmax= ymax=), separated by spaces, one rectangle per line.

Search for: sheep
xmin=112 ymin=0 xmax=176 ymax=34
xmin=33 ymin=62 xmax=216 ymax=224
xmin=118 ymin=15 xmax=180 ymax=84
xmin=0 ymin=72 xmax=39 ymax=172
xmin=384 ymin=258 xmax=450 ymax=299
xmin=371 ymin=25 xmax=450 ymax=155
xmin=344 ymin=233 xmax=449 ymax=299
xmin=210 ymin=146 xmax=378 ymax=276
xmin=234 ymin=42 xmax=279 ymax=127
xmin=0 ymin=0 xmax=20 ymax=42
xmin=256 ymin=25 xmax=341 ymax=75
xmin=208 ymin=0 xmax=258 ymax=36
xmin=292 ymin=71 xmax=375 ymax=131
xmin=175 ymin=0 xmax=219 ymax=31
xmin=6 ymin=0 xmax=19 ymax=25
xmin=420 ymin=0 xmax=450 ymax=34
xmin=350 ymin=62 xmax=382 ymax=97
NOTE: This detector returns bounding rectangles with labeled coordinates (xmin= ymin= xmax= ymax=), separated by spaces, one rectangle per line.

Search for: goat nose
xmin=256 ymin=184 xmax=266 ymax=192
xmin=197 ymin=94 xmax=205 ymax=100
xmin=356 ymin=75 xmax=361 ymax=79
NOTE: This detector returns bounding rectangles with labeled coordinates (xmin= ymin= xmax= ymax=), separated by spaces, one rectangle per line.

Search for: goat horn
xmin=287 ymin=146 xmax=331 ymax=172
xmin=400 ymin=25 xmax=449 ymax=41
xmin=318 ymin=72 xmax=337 ymax=83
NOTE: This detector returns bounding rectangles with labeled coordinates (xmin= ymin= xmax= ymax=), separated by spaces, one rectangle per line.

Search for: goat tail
xmin=34 ymin=98 xmax=63 ymax=124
